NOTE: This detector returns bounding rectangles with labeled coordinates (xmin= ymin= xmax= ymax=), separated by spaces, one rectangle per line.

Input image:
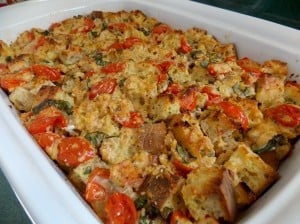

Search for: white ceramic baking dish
xmin=0 ymin=0 xmax=299 ymax=223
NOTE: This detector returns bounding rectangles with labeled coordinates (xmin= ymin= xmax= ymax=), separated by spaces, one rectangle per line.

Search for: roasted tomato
xmin=265 ymin=104 xmax=300 ymax=127
xmin=27 ymin=107 xmax=67 ymax=134
xmin=32 ymin=64 xmax=61 ymax=81
xmin=105 ymin=192 xmax=138 ymax=224
xmin=218 ymin=101 xmax=249 ymax=131
xmin=89 ymin=78 xmax=117 ymax=100
xmin=85 ymin=167 xmax=110 ymax=203
xmin=57 ymin=136 xmax=95 ymax=168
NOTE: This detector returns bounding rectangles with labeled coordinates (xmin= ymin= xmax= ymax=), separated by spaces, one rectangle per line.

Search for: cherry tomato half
xmin=180 ymin=85 xmax=198 ymax=111
xmin=27 ymin=107 xmax=67 ymax=134
xmin=89 ymin=78 xmax=117 ymax=100
xmin=101 ymin=62 xmax=124 ymax=74
xmin=34 ymin=132 xmax=62 ymax=150
xmin=114 ymin=111 xmax=144 ymax=128
xmin=218 ymin=101 xmax=249 ymax=131
xmin=105 ymin=192 xmax=138 ymax=224
xmin=172 ymin=160 xmax=193 ymax=178
xmin=180 ymin=37 xmax=192 ymax=54
xmin=237 ymin=57 xmax=262 ymax=76
xmin=0 ymin=68 xmax=32 ymax=91
xmin=32 ymin=64 xmax=61 ymax=81
xmin=152 ymin=24 xmax=171 ymax=35
xmin=57 ymin=136 xmax=95 ymax=168
xmin=265 ymin=104 xmax=300 ymax=127
xmin=201 ymin=86 xmax=222 ymax=107
xmin=85 ymin=167 xmax=110 ymax=203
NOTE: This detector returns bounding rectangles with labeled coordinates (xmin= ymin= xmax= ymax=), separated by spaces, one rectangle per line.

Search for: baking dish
xmin=0 ymin=0 xmax=299 ymax=223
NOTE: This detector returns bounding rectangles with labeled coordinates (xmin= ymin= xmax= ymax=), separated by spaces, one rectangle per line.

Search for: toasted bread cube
xmin=169 ymin=113 xmax=214 ymax=158
xmin=182 ymin=166 xmax=236 ymax=222
xmin=256 ymin=74 xmax=285 ymax=108
xmin=225 ymin=144 xmax=278 ymax=197
xmin=284 ymin=82 xmax=300 ymax=106
xmin=139 ymin=169 xmax=183 ymax=211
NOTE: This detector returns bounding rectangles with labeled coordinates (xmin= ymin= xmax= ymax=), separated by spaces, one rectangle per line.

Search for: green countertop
xmin=0 ymin=1 xmax=299 ymax=224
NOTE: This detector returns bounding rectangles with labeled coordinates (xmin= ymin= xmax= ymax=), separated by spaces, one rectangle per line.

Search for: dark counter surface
xmin=0 ymin=1 xmax=299 ymax=223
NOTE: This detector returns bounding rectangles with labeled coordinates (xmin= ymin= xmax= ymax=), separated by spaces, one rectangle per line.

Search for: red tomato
xmin=83 ymin=18 xmax=95 ymax=32
xmin=89 ymin=78 xmax=117 ymax=100
xmin=180 ymin=85 xmax=198 ymax=111
xmin=265 ymin=104 xmax=300 ymax=127
xmin=201 ymin=86 xmax=222 ymax=106
xmin=0 ymin=68 xmax=32 ymax=91
xmin=218 ymin=101 xmax=249 ymax=131
xmin=156 ymin=61 xmax=172 ymax=84
xmin=156 ymin=61 xmax=172 ymax=74
xmin=32 ymin=64 xmax=61 ymax=81
xmin=170 ymin=211 xmax=189 ymax=224
xmin=152 ymin=24 xmax=171 ymax=35
xmin=164 ymin=83 xmax=181 ymax=95
xmin=114 ymin=111 xmax=144 ymax=128
xmin=123 ymin=37 xmax=142 ymax=49
xmin=85 ymin=70 xmax=96 ymax=78
xmin=157 ymin=72 xmax=168 ymax=84
xmin=35 ymin=36 xmax=46 ymax=49
xmin=57 ymin=137 xmax=95 ymax=168
xmin=105 ymin=192 xmax=138 ymax=224
xmin=110 ymin=37 xmax=141 ymax=50
xmin=207 ymin=64 xmax=217 ymax=77
xmin=109 ymin=42 xmax=124 ymax=51
xmin=34 ymin=132 xmax=62 ymax=150
xmin=101 ymin=62 xmax=124 ymax=74
xmin=72 ymin=18 xmax=95 ymax=33
xmin=237 ymin=57 xmax=263 ymax=80
xmin=180 ymin=37 xmax=192 ymax=54
xmin=108 ymin=23 xmax=127 ymax=32
xmin=1 ymin=75 xmax=26 ymax=91
xmin=85 ymin=167 xmax=110 ymax=203
xmin=172 ymin=160 xmax=193 ymax=178
xmin=27 ymin=107 xmax=67 ymax=134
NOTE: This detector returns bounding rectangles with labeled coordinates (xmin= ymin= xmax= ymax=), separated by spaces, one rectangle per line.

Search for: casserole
xmin=0 ymin=0 xmax=299 ymax=223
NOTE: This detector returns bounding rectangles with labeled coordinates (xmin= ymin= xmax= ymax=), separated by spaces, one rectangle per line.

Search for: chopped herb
xmin=85 ymin=131 xmax=107 ymax=148
xmin=118 ymin=78 xmax=126 ymax=87
xmin=41 ymin=30 xmax=50 ymax=36
xmin=176 ymin=144 xmax=191 ymax=163
xmin=161 ymin=207 xmax=173 ymax=219
xmin=94 ymin=52 xmax=107 ymax=66
xmin=32 ymin=99 xmax=73 ymax=115
xmin=200 ymin=60 xmax=209 ymax=68
xmin=5 ymin=56 xmax=12 ymax=62
xmin=134 ymin=195 xmax=148 ymax=210
xmin=254 ymin=135 xmax=285 ymax=154
xmin=90 ymin=31 xmax=98 ymax=38
xmin=190 ymin=50 xmax=203 ymax=60
xmin=138 ymin=27 xmax=150 ymax=36
xmin=102 ymin=22 xmax=108 ymax=30
xmin=233 ymin=83 xmax=245 ymax=97
xmin=209 ymin=52 xmax=222 ymax=63
xmin=139 ymin=216 xmax=152 ymax=224
xmin=146 ymin=204 xmax=160 ymax=219
xmin=83 ymin=166 xmax=92 ymax=175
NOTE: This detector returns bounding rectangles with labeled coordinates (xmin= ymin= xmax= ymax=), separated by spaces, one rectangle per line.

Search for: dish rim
xmin=0 ymin=0 xmax=299 ymax=224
